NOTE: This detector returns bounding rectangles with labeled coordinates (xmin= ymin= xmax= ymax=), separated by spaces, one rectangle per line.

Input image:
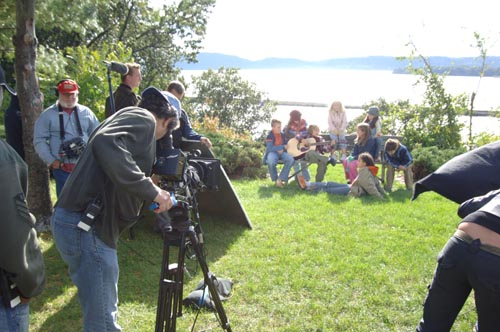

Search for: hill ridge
xmin=178 ymin=53 xmax=500 ymax=75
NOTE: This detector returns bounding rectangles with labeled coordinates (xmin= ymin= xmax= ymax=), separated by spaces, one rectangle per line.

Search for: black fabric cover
xmin=412 ymin=140 xmax=500 ymax=204
xmin=182 ymin=277 xmax=233 ymax=311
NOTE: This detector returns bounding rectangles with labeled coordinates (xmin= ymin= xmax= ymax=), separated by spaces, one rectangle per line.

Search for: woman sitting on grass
xmin=349 ymin=152 xmax=385 ymax=199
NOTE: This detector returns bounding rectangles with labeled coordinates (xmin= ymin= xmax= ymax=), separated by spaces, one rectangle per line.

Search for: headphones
xmin=55 ymin=79 xmax=80 ymax=97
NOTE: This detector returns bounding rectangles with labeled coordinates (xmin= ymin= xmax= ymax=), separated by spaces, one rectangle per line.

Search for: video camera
xmin=152 ymin=149 xmax=220 ymax=228
xmin=153 ymin=149 xmax=220 ymax=193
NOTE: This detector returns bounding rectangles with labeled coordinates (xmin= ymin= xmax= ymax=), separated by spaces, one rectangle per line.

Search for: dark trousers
xmin=52 ymin=168 xmax=70 ymax=197
xmin=416 ymin=235 xmax=500 ymax=332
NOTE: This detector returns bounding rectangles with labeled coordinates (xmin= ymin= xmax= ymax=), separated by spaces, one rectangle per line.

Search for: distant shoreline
xmin=179 ymin=52 xmax=500 ymax=76
xmin=274 ymin=100 xmax=494 ymax=116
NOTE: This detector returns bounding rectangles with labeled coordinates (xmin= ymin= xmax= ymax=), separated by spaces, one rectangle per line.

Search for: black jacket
xmin=57 ymin=108 xmax=159 ymax=248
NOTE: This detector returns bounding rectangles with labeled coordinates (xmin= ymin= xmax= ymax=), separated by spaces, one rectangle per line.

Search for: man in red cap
xmin=34 ymin=79 xmax=100 ymax=197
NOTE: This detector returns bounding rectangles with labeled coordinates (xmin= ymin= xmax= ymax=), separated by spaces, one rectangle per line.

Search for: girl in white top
xmin=327 ymin=101 xmax=348 ymax=161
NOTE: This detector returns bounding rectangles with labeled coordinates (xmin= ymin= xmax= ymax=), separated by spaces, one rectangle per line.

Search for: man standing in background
xmin=33 ymin=79 xmax=100 ymax=196
xmin=104 ymin=62 xmax=142 ymax=118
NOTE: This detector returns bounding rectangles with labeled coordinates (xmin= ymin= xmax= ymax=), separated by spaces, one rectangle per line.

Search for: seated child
xmin=383 ymin=138 xmax=414 ymax=191
xmin=364 ymin=105 xmax=383 ymax=161
xmin=284 ymin=110 xmax=310 ymax=181
xmin=297 ymin=175 xmax=350 ymax=195
xmin=342 ymin=123 xmax=377 ymax=184
xmin=298 ymin=124 xmax=335 ymax=182
xmin=349 ymin=152 xmax=385 ymax=199
xmin=262 ymin=119 xmax=295 ymax=187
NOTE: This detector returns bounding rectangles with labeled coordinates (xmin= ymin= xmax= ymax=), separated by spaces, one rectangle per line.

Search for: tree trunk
xmin=14 ymin=0 xmax=53 ymax=225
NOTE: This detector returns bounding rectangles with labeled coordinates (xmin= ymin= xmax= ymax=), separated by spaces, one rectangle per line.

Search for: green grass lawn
xmin=30 ymin=166 xmax=477 ymax=332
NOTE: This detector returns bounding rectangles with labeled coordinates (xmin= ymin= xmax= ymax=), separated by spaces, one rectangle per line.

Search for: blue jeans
xmin=293 ymin=159 xmax=311 ymax=181
xmin=51 ymin=207 xmax=121 ymax=332
xmin=0 ymin=301 xmax=29 ymax=332
xmin=308 ymin=182 xmax=350 ymax=195
xmin=329 ymin=133 xmax=347 ymax=150
xmin=416 ymin=235 xmax=500 ymax=332
xmin=266 ymin=151 xmax=294 ymax=182
xmin=52 ymin=168 xmax=71 ymax=197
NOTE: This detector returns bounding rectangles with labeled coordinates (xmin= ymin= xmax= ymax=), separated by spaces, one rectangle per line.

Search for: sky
xmin=155 ymin=0 xmax=500 ymax=61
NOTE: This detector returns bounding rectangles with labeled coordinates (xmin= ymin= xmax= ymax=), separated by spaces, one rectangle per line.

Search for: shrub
xmin=209 ymin=136 xmax=265 ymax=179
xmin=192 ymin=116 xmax=266 ymax=179
xmin=411 ymin=145 xmax=466 ymax=181
xmin=471 ymin=132 xmax=500 ymax=148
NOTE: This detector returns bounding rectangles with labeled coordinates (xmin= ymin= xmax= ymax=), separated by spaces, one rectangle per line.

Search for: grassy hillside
xmin=29 ymin=167 xmax=476 ymax=331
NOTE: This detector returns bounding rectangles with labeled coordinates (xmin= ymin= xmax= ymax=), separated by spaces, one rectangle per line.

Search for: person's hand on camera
xmin=151 ymin=174 xmax=161 ymax=185
xmin=200 ymin=137 xmax=212 ymax=149
xmin=152 ymin=189 xmax=174 ymax=213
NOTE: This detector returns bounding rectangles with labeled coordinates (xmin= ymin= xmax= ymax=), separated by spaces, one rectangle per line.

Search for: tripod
xmin=155 ymin=219 xmax=232 ymax=332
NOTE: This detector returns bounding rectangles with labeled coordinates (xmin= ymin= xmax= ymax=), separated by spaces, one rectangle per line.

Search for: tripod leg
xmin=187 ymin=228 xmax=233 ymax=332
xmin=155 ymin=232 xmax=187 ymax=332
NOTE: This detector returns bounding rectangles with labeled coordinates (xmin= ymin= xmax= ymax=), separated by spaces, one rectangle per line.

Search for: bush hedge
xmin=410 ymin=145 xmax=466 ymax=181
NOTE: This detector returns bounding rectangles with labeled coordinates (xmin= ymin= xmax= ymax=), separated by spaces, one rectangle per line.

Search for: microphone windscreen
xmin=110 ymin=62 xmax=129 ymax=75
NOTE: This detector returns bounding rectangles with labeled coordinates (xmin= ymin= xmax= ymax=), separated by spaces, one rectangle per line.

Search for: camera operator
xmin=33 ymin=79 xmax=100 ymax=197
xmin=51 ymin=86 xmax=178 ymax=332
xmin=153 ymin=81 xmax=213 ymax=232
xmin=104 ymin=62 xmax=142 ymax=118
xmin=0 ymin=137 xmax=45 ymax=332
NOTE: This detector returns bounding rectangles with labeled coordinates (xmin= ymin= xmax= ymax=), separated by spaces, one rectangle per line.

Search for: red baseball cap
xmin=57 ymin=79 xmax=79 ymax=94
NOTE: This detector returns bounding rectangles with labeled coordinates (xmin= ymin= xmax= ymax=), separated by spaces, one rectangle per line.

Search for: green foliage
xmin=0 ymin=1 xmax=16 ymax=61
xmin=403 ymin=47 xmax=466 ymax=149
xmin=185 ymin=67 xmax=276 ymax=135
xmin=35 ymin=44 xmax=132 ymax=120
xmin=410 ymin=145 xmax=466 ymax=181
xmin=348 ymin=93 xmax=466 ymax=151
xmin=1 ymin=0 xmax=215 ymax=88
xmin=471 ymin=132 xmax=500 ymax=148
xmin=207 ymin=131 xmax=266 ymax=179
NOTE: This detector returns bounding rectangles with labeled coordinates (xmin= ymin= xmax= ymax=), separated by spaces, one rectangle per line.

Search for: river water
xmin=182 ymin=68 xmax=500 ymax=137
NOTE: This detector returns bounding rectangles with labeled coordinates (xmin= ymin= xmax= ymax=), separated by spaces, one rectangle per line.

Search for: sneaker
xmin=328 ymin=156 xmax=337 ymax=167
xmin=275 ymin=179 xmax=284 ymax=187
xmin=297 ymin=175 xmax=307 ymax=190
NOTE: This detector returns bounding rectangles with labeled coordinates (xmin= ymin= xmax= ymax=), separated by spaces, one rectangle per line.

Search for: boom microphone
xmin=103 ymin=61 xmax=129 ymax=75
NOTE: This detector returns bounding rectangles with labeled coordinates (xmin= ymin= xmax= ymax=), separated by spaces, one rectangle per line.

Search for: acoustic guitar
xmin=286 ymin=137 xmax=332 ymax=158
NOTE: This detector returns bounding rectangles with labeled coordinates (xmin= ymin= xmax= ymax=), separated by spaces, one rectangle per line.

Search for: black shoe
xmin=328 ymin=157 xmax=337 ymax=167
